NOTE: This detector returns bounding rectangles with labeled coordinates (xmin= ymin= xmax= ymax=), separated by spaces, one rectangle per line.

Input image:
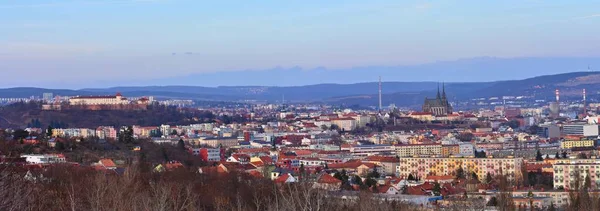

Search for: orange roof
xmin=165 ymin=162 xmax=184 ymax=169
xmin=274 ymin=174 xmax=291 ymax=183
xmin=248 ymin=171 xmax=263 ymax=178
xmin=99 ymin=159 xmax=116 ymax=168
xmin=317 ymin=173 xmax=342 ymax=184
xmin=259 ymin=156 xmax=274 ymax=164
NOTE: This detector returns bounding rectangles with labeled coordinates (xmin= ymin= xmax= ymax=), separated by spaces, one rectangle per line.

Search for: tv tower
xmin=555 ymin=89 xmax=560 ymax=103
xmin=378 ymin=76 xmax=382 ymax=112
xmin=583 ymin=88 xmax=587 ymax=116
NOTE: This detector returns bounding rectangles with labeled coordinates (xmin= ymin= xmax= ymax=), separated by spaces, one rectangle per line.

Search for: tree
xmin=577 ymin=153 xmax=588 ymax=159
xmin=485 ymin=173 xmax=493 ymax=184
xmin=55 ymin=141 xmax=65 ymax=151
xmin=475 ymin=150 xmax=487 ymax=158
xmin=471 ymin=172 xmax=478 ymax=181
xmin=535 ymin=150 xmax=544 ymax=161
xmin=320 ymin=125 xmax=328 ymax=131
xmin=12 ymin=129 xmax=29 ymax=140
xmin=118 ymin=126 xmax=134 ymax=144
xmin=46 ymin=125 xmax=54 ymax=137
xmin=584 ymin=173 xmax=592 ymax=190
xmin=555 ymin=152 xmax=560 ymax=159
xmin=545 ymin=154 xmax=550 ymax=159
xmin=562 ymin=151 xmax=568 ymax=159
xmin=352 ymin=175 xmax=363 ymax=186
xmin=170 ymin=130 xmax=178 ymax=136
xmin=487 ymin=197 xmax=498 ymax=206
xmin=432 ymin=182 xmax=441 ymax=196
xmin=367 ymin=168 xmax=381 ymax=179
xmin=330 ymin=124 xmax=340 ymax=131
xmin=506 ymin=120 xmax=520 ymax=129
xmin=457 ymin=132 xmax=474 ymax=142
xmin=408 ymin=173 xmax=415 ymax=181
xmin=401 ymin=184 xmax=408 ymax=194
xmin=548 ymin=202 xmax=556 ymax=211
xmin=177 ymin=139 xmax=185 ymax=150
xmin=456 ymin=165 xmax=465 ymax=179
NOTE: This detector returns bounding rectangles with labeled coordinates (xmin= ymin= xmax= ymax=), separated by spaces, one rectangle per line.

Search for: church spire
xmin=442 ymin=82 xmax=447 ymax=99
xmin=436 ymin=83 xmax=441 ymax=99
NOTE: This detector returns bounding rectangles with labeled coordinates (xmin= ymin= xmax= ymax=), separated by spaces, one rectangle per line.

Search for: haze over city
xmin=2 ymin=0 xmax=600 ymax=88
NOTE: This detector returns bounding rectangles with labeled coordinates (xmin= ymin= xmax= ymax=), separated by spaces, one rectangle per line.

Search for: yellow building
xmin=560 ymin=139 xmax=594 ymax=149
xmin=442 ymin=145 xmax=460 ymax=157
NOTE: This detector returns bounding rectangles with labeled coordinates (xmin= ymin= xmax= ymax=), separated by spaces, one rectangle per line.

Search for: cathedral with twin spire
xmin=422 ymin=83 xmax=452 ymax=116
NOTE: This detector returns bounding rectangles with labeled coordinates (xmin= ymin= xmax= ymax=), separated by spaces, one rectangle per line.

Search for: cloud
xmin=414 ymin=2 xmax=432 ymax=10
xmin=572 ymin=14 xmax=600 ymax=20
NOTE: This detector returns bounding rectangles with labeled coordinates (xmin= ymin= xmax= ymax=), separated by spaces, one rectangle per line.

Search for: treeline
xmin=0 ymin=102 xmax=217 ymax=128
xmin=0 ymin=164 xmax=421 ymax=211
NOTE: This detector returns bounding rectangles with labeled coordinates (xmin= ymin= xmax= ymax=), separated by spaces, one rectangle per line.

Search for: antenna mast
xmin=583 ymin=89 xmax=587 ymax=116
xmin=378 ymin=76 xmax=382 ymax=112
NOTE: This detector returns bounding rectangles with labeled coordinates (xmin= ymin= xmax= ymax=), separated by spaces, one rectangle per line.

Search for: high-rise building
xmin=43 ymin=93 xmax=53 ymax=102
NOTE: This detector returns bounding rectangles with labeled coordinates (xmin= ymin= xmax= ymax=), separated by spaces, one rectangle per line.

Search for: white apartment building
xmin=395 ymin=144 xmax=442 ymax=157
xmin=342 ymin=144 xmax=395 ymax=157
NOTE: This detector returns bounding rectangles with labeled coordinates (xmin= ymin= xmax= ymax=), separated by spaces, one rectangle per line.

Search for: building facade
xmin=395 ymin=144 xmax=442 ymax=157
xmin=69 ymin=93 xmax=129 ymax=105
xmin=397 ymin=157 xmax=523 ymax=183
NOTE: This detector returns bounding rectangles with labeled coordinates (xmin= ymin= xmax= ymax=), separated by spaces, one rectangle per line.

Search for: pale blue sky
xmin=1 ymin=0 xmax=600 ymax=88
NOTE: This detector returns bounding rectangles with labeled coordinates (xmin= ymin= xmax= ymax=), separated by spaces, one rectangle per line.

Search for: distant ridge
xmin=2 ymin=71 xmax=600 ymax=107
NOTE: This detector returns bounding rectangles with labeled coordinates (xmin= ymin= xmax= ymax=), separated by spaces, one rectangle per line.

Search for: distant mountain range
xmin=3 ymin=71 xmax=600 ymax=108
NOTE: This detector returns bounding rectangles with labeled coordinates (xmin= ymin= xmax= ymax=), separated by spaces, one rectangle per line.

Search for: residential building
xmin=395 ymin=144 xmax=442 ymax=157
xmin=21 ymin=154 xmax=66 ymax=164
xmin=341 ymin=144 xmax=395 ymax=157
xmin=330 ymin=117 xmax=357 ymax=131
xmin=562 ymin=124 xmax=599 ymax=137
xmin=442 ymin=145 xmax=460 ymax=157
xmin=553 ymin=159 xmax=600 ymax=189
xmin=560 ymin=139 xmax=595 ymax=149
xmin=364 ymin=156 xmax=399 ymax=176
xmin=397 ymin=157 xmax=523 ymax=183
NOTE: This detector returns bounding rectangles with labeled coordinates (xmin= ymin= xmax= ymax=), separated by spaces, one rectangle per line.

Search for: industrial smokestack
xmin=555 ymin=89 xmax=560 ymax=103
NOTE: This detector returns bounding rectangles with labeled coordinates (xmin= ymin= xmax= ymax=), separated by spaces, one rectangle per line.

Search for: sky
xmin=1 ymin=0 xmax=600 ymax=88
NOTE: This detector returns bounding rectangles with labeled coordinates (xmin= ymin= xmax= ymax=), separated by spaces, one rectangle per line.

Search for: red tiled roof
xmin=165 ymin=162 xmax=184 ymax=169
xmin=317 ymin=173 xmax=342 ymax=184
xmin=410 ymin=112 xmax=433 ymax=116
xmin=274 ymin=174 xmax=291 ymax=183
xmin=259 ymin=156 xmax=274 ymax=164
xmin=365 ymin=156 xmax=399 ymax=163
xmin=99 ymin=159 xmax=116 ymax=168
